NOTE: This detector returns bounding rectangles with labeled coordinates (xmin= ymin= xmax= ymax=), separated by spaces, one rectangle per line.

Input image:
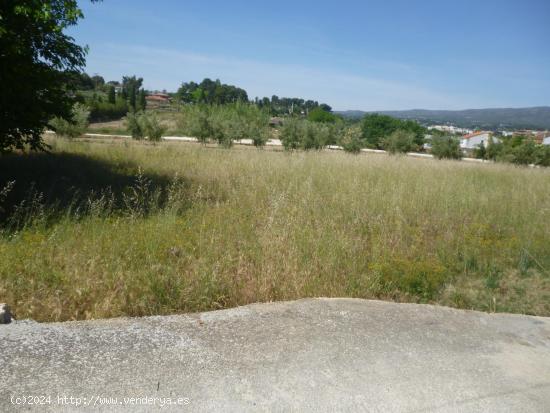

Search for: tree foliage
xmin=0 ymin=0 xmax=94 ymax=152
xmin=307 ymin=107 xmax=338 ymax=123
xmin=125 ymin=111 xmax=166 ymax=141
xmin=481 ymin=135 xmax=549 ymax=166
xmin=339 ymin=126 xmax=363 ymax=153
xmin=122 ymin=75 xmax=143 ymax=110
xmin=361 ymin=114 xmax=426 ymax=149
xmin=382 ymin=130 xmax=416 ymax=154
xmin=177 ymin=103 xmax=270 ymax=147
xmin=256 ymin=95 xmax=331 ymax=116
xmin=280 ymin=119 xmax=331 ymax=150
xmin=177 ymin=79 xmax=248 ymax=105
xmin=430 ymin=135 xmax=463 ymax=160
xmin=49 ymin=103 xmax=90 ymax=139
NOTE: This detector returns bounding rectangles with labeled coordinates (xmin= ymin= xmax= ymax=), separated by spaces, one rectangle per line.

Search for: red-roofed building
xmin=460 ymin=131 xmax=496 ymax=150
xmin=145 ymin=93 xmax=171 ymax=107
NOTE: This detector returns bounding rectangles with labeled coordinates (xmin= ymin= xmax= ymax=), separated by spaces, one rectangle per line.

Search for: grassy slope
xmin=1 ymin=138 xmax=549 ymax=321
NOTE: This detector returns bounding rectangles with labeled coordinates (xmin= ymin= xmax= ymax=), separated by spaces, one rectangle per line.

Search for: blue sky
xmin=70 ymin=0 xmax=550 ymax=111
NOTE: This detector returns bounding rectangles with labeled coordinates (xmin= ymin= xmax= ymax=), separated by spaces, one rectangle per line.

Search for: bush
xmin=140 ymin=112 xmax=166 ymax=142
xmin=382 ymin=130 xmax=416 ymax=154
xmin=430 ymin=135 xmax=463 ymax=160
xmin=307 ymin=107 xmax=337 ymax=123
xmin=280 ymin=118 xmax=302 ymax=150
xmin=510 ymin=139 xmax=537 ymax=165
xmin=89 ymin=98 xmax=128 ymax=122
xmin=535 ymin=145 xmax=550 ymax=167
xmin=50 ymin=103 xmax=90 ymax=138
xmin=126 ymin=110 xmax=144 ymax=139
xmin=485 ymin=137 xmax=503 ymax=160
xmin=178 ymin=105 xmax=212 ymax=144
xmin=362 ymin=114 xmax=425 ymax=149
xmin=339 ymin=126 xmax=363 ymax=153
xmin=473 ymin=143 xmax=487 ymax=159
xmin=302 ymin=121 xmax=330 ymax=150
xmin=178 ymin=103 xmax=270 ymax=147
xmin=125 ymin=111 xmax=166 ymax=141
xmin=280 ymin=119 xmax=330 ymax=150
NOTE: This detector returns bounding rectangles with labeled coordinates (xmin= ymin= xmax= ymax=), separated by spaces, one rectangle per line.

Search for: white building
xmin=428 ymin=125 xmax=473 ymax=135
xmin=460 ymin=131 xmax=497 ymax=150
xmin=543 ymin=136 xmax=550 ymax=146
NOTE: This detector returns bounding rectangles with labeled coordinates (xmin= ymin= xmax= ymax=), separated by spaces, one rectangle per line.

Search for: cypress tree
xmin=107 ymin=86 xmax=116 ymax=104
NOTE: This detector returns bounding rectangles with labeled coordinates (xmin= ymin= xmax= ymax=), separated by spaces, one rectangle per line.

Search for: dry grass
xmin=1 ymin=138 xmax=549 ymax=321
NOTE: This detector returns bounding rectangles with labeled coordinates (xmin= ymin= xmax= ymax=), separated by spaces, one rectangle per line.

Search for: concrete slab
xmin=1 ymin=298 xmax=549 ymax=412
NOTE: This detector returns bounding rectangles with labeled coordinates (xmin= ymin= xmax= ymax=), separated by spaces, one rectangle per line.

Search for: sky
xmin=70 ymin=0 xmax=550 ymax=111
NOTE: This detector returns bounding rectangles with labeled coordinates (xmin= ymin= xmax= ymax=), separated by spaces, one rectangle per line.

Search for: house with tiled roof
xmin=460 ymin=131 xmax=496 ymax=150
xmin=145 ymin=93 xmax=171 ymax=107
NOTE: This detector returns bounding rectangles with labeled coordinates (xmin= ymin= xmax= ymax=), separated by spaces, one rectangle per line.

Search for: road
xmin=1 ymin=298 xmax=549 ymax=412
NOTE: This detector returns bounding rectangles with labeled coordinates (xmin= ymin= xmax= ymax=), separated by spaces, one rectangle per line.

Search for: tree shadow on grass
xmin=0 ymin=151 xmax=180 ymax=229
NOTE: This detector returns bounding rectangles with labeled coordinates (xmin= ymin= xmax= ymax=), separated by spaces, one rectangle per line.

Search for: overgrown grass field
xmin=1 ymin=138 xmax=549 ymax=321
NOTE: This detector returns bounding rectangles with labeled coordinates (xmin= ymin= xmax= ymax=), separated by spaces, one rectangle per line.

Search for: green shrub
xmin=140 ymin=112 xmax=166 ymax=142
xmin=178 ymin=103 xmax=270 ymax=147
xmin=89 ymin=98 xmax=128 ymax=121
xmin=473 ymin=143 xmax=487 ymax=159
xmin=362 ymin=113 xmax=425 ymax=149
xmin=307 ymin=107 xmax=337 ymax=123
xmin=50 ymin=103 xmax=90 ymax=138
xmin=125 ymin=111 xmax=166 ymax=141
xmin=510 ymin=139 xmax=537 ymax=165
xmin=126 ymin=110 xmax=144 ymax=139
xmin=280 ymin=119 xmax=330 ymax=150
xmin=280 ymin=118 xmax=302 ymax=150
xmin=382 ymin=129 xmax=416 ymax=154
xmin=485 ymin=137 xmax=503 ymax=160
xmin=302 ymin=121 xmax=330 ymax=150
xmin=339 ymin=126 xmax=363 ymax=153
xmin=179 ymin=105 xmax=212 ymax=144
xmin=430 ymin=135 xmax=463 ymax=159
xmin=535 ymin=145 xmax=550 ymax=167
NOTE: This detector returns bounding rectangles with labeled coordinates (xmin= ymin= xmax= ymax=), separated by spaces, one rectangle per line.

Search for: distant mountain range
xmin=336 ymin=106 xmax=550 ymax=130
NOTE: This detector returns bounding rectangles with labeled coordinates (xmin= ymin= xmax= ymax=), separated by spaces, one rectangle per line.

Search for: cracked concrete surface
xmin=1 ymin=298 xmax=549 ymax=412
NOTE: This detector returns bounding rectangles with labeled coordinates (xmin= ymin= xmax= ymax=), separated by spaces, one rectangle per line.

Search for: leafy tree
xmin=138 ymin=89 xmax=147 ymax=111
xmin=0 ymin=0 xmax=95 ymax=153
xmin=88 ymin=98 xmax=128 ymax=122
xmin=126 ymin=110 xmax=144 ymax=139
xmin=50 ymin=103 xmax=90 ymax=138
xmin=361 ymin=114 xmax=425 ymax=149
xmin=430 ymin=135 xmax=462 ymax=159
xmin=177 ymin=79 xmax=248 ymax=105
xmin=302 ymin=121 xmax=330 ymax=150
xmin=473 ymin=142 xmax=487 ymax=159
xmin=177 ymin=105 xmax=212 ymax=144
xmin=125 ymin=111 xmax=165 ymax=141
xmin=535 ymin=145 xmax=550 ymax=167
xmin=91 ymin=74 xmax=105 ymax=89
xmin=280 ymin=119 xmax=330 ymax=150
xmin=339 ymin=126 xmax=363 ymax=153
xmin=140 ymin=112 xmax=165 ymax=142
xmin=67 ymin=72 xmax=95 ymax=90
xmin=382 ymin=130 xmax=416 ymax=154
xmin=308 ymin=107 xmax=337 ymax=123
xmin=361 ymin=114 xmax=398 ymax=148
xmin=510 ymin=139 xmax=538 ymax=165
xmin=280 ymin=118 xmax=302 ymax=150
xmin=107 ymin=86 xmax=116 ymax=104
xmin=485 ymin=136 xmax=503 ymax=160
xmin=128 ymin=87 xmax=136 ymax=111
xmin=122 ymin=75 xmax=143 ymax=110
